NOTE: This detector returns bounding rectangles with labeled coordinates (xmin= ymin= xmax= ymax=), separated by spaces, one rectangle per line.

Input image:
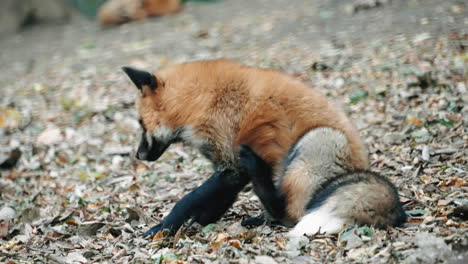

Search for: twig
xmin=245 ymin=247 xmax=261 ymax=255
xmin=433 ymin=148 xmax=457 ymax=155
xmin=194 ymin=235 xmax=211 ymax=243
xmin=399 ymin=194 xmax=435 ymax=211
xmin=397 ymin=165 xmax=421 ymax=187
xmin=411 ymin=165 xmax=422 ymax=179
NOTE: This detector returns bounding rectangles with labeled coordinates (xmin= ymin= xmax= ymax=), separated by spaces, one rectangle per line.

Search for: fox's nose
xmin=136 ymin=150 xmax=148 ymax=160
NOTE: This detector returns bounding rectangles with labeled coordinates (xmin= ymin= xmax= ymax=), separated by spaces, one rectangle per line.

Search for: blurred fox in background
xmin=98 ymin=0 xmax=182 ymax=26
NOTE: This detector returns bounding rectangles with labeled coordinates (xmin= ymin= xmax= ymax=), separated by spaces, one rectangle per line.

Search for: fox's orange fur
xmin=136 ymin=59 xmax=371 ymax=222
xmin=98 ymin=0 xmax=182 ymax=26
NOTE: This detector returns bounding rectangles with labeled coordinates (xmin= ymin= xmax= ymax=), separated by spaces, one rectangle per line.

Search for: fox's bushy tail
xmin=289 ymin=170 xmax=406 ymax=236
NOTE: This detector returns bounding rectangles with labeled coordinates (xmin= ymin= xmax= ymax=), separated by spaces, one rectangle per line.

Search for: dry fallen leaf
xmin=229 ymin=239 xmax=241 ymax=248
xmin=64 ymin=252 xmax=88 ymax=263
xmin=255 ymin=255 xmax=278 ymax=264
xmin=406 ymin=117 xmax=424 ymax=126
xmin=0 ymin=221 xmax=9 ymax=238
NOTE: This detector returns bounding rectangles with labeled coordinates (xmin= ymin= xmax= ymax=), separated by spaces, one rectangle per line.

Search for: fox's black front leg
xmin=239 ymin=145 xmax=287 ymax=226
xmin=145 ymin=169 xmax=249 ymax=237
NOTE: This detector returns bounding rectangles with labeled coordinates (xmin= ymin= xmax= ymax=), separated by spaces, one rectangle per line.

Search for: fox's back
xmin=157 ymin=59 xmax=368 ymax=168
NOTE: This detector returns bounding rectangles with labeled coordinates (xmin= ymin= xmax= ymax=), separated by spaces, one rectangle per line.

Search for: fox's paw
xmin=144 ymin=214 xmax=188 ymax=237
xmin=144 ymin=223 xmax=164 ymax=237
xmin=144 ymin=219 xmax=185 ymax=237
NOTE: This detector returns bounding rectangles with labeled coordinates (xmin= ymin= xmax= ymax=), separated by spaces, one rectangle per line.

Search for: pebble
xmin=0 ymin=207 xmax=15 ymax=221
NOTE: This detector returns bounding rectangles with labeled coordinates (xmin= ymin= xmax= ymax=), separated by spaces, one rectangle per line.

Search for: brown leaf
xmin=210 ymin=240 xmax=223 ymax=250
xmin=229 ymin=239 xmax=241 ymax=248
xmin=152 ymin=230 xmax=165 ymax=241
xmin=445 ymin=112 xmax=461 ymax=123
xmin=275 ymin=236 xmax=286 ymax=249
xmin=213 ymin=232 xmax=230 ymax=243
xmin=0 ymin=221 xmax=9 ymax=238
xmin=135 ymin=163 xmax=149 ymax=173
xmin=406 ymin=117 xmax=424 ymax=126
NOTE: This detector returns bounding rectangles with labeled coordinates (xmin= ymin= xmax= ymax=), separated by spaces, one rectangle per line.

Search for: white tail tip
xmin=288 ymin=206 xmax=346 ymax=237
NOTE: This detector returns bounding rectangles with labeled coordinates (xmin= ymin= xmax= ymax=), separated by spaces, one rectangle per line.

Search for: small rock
xmin=36 ymin=127 xmax=63 ymax=145
xmin=111 ymin=155 xmax=125 ymax=169
xmin=83 ymin=250 xmax=98 ymax=259
xmin=0 ymin=207 xmax=15 ymax=221
xmin=334 ymin=78 xmax=345 ymax=88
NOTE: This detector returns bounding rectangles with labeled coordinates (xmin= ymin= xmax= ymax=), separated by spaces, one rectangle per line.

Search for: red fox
xmin=122 ymin=59 xmax=406 ymax=237
xmin=98 ymin=0 xmax=182 ymax=26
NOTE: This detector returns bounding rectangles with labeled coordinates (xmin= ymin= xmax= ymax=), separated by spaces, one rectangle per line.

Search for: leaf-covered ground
xmin=0 ymin=0 xmax=466 ymax=263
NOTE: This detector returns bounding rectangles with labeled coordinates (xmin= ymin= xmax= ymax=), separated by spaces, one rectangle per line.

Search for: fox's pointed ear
xmin=122 ymin=67 xmax=157 ymax=91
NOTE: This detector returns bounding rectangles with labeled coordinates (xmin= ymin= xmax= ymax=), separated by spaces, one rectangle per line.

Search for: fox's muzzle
xmin=136 ymin=133 xmax=170 ymax=161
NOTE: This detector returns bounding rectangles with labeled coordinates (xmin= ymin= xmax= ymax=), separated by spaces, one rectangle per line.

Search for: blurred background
xmin=0 ymin=0 xmax=466 ymax=263
xmin=0 ymin=0 xmax=465 ymax=82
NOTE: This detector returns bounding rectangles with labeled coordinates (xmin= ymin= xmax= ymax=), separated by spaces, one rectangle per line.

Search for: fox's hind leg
xmin=145 ymin=169 xmax=249 ymax=236
xmin=239 ymin=145 xmax=287 ymax=226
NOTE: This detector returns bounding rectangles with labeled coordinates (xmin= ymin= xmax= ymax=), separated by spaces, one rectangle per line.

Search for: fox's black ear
xmin=122 ymin=67 xmax=157 ymax=91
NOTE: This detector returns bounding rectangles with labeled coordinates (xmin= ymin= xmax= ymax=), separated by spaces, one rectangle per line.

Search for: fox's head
xmin=122 ymin=67 xmax=184 ymax=161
